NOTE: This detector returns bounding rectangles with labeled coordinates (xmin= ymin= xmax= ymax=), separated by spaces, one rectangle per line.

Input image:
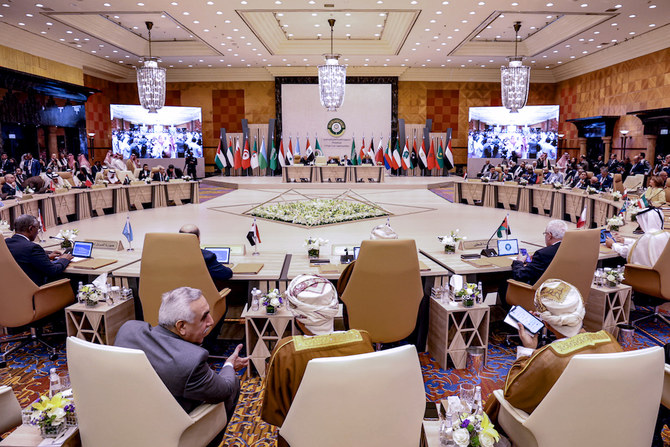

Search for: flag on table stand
xmin=226 ymin=138 xmax=235 ymax=167
xmin=637 ymin=196 xmax=649 ymax=209
xmin=618 ymin=200 xmax=628 ymax=216
xmin=241 ymin=137 xmax=251 ymax=169
xmin=576 ymin=206 xmax=587 ymax=228
xmin=122 ymin=215 xmax=134 ymax=250
xmin=368 ymin=136 xmax=375 ymax=159
xmin=287 ymin=137 xmax=294 ymax=165
xmin=315 ymin=136 xmax=323 ymax=157
xmin=38 ymin=208 xmax=46 ymax=231
xmin=250 ymin=138 xmax=259 ymax=169
xmin=444 ymin=130 xmax=455 ymax=171
xmin=351 ymin=137 xmax=358 ymax=165
xmin=269 ymin=138 xmax=278 ymax=171
xmin=305 ymin=136 xmax=313 ymax=158
xmin=247 ymin=218 xmax=261 ymax=254
xmin=234 ymin=138 xmax=242 ymax=170
xmin=259 ymin=137 xmax=268 ymax=170
xmin=427 ymin=138 xmax=436 ymax=170
xmin=496 ymin=216 xmax=511 ymax=238
xmin=436 ymin=137 xmax=445 ymax=170
xmin=401 ymin=138 xmax=412 ymax=170
xmin=418 ymin=137 xmax=428 ymax=170
xmin=295 ymin=136 xmax=301 ymax=157
xmin=392 ymin=139 xmax=402 ymax=170
xmin=279 ymin=136 xmax=287 ymax=168
xmin=383 ymin=137 xmax=392 ymax=169
xmin=215 ymin=138 xmax=227 ymax=171
xmin=359 ymin=137 xmax=366 ymax=163
xmin=375 ymin=137 xmax=384 ymax=165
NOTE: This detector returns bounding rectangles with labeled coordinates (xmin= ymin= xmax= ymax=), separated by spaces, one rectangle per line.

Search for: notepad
xmin=72 ymin=258 xmax=118 ymax=270
xmin=317 ymin=264 xmax=347 ymax=274
xmin=232 ymin=263 xmax=264 ymax=274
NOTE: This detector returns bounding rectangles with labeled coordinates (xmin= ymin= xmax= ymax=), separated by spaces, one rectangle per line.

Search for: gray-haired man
xmin=115 ymin=287 xmax=248 ymax=417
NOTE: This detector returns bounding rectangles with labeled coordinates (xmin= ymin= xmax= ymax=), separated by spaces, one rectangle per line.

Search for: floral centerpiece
xmin=586 ymin=186 xmax=599 ymax=195
xmin=552 ymin=182 xmax=563 ymax=190
xmin=604 ymin=269 xmax=625 ymax=287
xmin=29 ymin=393 xmax=75 ymax=438
xmin=606 ymin=215 xmax=624 ymax=231
xmin=611 ymin=191 xmax=622 ymax=201
xmin=23 ymin=186 xmax=35 ymax=195
xmin=250 ymin=198 xmax=388 ymax=227
xmin=480 ymin=176 xmax=490 ymax=183
xmin=0 ymin=219 xmax=8 ymax=229
xmin=262 ymin=289 xmax=283 ymax=315
xmin=78 ymin=284 xmax=104 ymax=307
xmin=452 ymin=413 xmax=500 ymax=447
xmin=518 ymin=178 xmax=528 ymax=186
xmin=627 ymin=203 xmax=640 ymax=222
xmin=454 ymin=283 xmax=479 ymax=308
xmin=304 ymin=237 xmax=328 ymax=259
xmin=182 ymin=175 xmax=192 ymax=181
xmin=438 ymin=230 xmax=466 ymax=253
xmin=56 ymin=228 xmax=79 ymax=250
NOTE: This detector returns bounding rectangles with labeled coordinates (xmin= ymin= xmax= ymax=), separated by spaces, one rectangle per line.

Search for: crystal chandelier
xmin=136 ymin=21 xmax=166 ymax=113
xmin=318 ymin=19 xmax=346 ymax=112
xmin=500 ymin=22 xmax=530 ymax=113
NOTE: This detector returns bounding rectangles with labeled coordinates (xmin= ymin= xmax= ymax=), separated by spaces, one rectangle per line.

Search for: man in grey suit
xmin=115 ymin=287 xmax=248 ymax=419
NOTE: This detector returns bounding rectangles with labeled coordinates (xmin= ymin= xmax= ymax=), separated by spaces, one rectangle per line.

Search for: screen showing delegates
xmin=110 ymin=104 xmax=203 ymax=159
xmin=468 ymin=105 xmax=559 ymax=160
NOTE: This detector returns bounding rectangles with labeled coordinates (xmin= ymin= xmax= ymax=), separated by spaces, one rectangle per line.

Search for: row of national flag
xmin=215 ymin=134 xmax=454 ymax=171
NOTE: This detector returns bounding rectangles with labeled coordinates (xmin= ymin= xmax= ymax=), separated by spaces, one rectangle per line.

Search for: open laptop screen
xmin=72 ymin=241 xmax=94 ymax=258
xmin=204 ymin=247 xmax=231 ymax=264
xmin=497 ymin=239 xmax=519 ymax=256
xmin=353 ymin=246 xmax=360 ymax=260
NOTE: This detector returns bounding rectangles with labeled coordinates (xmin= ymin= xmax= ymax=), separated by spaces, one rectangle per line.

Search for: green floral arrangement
xmin=29 ymin=393 xmax=75 ymax=438
xmin=604 ymin=269 xmax=625 ymax=287
xmin=586 ymin=186 xmax=599 ymax=195
xmin=454 ymin=283 xmax=480 ymax=307
xmin=304 ymin=237 xmax=328 ymax=258
xmin=611 ymin=191 xmax=622 ymax=201
xmin=439 ymin=230 xmax=466 ymax=253
xmin=452 ymin=413 xmax=500 ymax=447
xmin=78 ymin=284 xmax=104 ymax=307
xmin=552 ymin=182 xmax=563 ymax=190
xmin=56 ymin=228 xmax=79 ymax=249
xmin=606 ymin=215 xmax=624 ymax=231
xmin=262 ymin=289 xmax=283 ymax=314
xmin=250 ymin=199 xmax=388 ymax=227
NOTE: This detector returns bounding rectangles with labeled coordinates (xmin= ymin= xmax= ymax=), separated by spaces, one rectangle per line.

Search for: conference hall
xmin=1 ymin=0 xmax=670 ymax=445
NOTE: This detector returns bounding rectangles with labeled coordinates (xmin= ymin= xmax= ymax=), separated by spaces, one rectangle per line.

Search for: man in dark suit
xmin=5 ymin=214 xmax=73 ymax=286
xmin=21 ymin=153 xmax=41 ymax=178
xmin=629 ymin=155 xmax=647 ymax=176
xmin=115 ymin=286 xmax=248 ymax=419
xmin=179 ymin=224 xmax=233 ymax=284
xmin=592 ymin=166 xmax=613 ymax=190
xmin=166 ymin=164 xmax=183 ymax=179
xmin=1 ymin=173 xmax=22 ymax=198
xmin=499 ymin=220 xmax=568 ymax=306
xmin=152 ymin=165 xmax=169 ymax=182
xmin=137 ymin=163 xmax=152 ymax=180
xmin=0 ymin=153 xmax=15 ymax=175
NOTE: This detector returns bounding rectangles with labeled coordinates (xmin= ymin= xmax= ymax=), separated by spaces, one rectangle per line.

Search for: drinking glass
xmin=459 ymin=383 xmax=475 ymax=412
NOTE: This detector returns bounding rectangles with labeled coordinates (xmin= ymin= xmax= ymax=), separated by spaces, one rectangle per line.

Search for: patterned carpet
xmin=199 ymin=182 xmax=235 ymax=203
xmin=2 ymin=309 xmax=669 ymax=444
xmin=430 ymin=186 xmax=454 ymax=203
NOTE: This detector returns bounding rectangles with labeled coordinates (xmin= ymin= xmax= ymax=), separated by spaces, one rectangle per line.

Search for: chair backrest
xmin=624 ymin=174 xmax=644 ymax=190
xmin=612 ymin=173 xmax=624 ymax=193
xmin=525 ymin=347 xmax=664 ymax=447
xmin=67 ymin=337 xmax=192 ymax=447
xmin=0 ymin=237 xmax=40 ymax=327
xmin=315 ymin=155 xmax=327 ymax=166
xmin=279 ymin=345 xmax=425 ymax=447
xmin=652 ymin=241 xmax=670 ymax=299
xmin=662 ymin=364 xmax=670 ymax=409
xmin=0 ymin=176 xmax=5 ymax=185
xmin=495 ymin=166 xmax=503 ymax=173
xmin=586 ymin=171 xmax=594 ymax=178
xmin=139 ymin=233 xmax=226 ymax=326
xmin=57 ymin=171 xmax=76 ymax=186
xmin=0 ymin=386 xmax=21 ymax=434
xmin=534 ymin=169 xmax=543 ymax=175
xmin=340 ymin=239 xmax=424 ymax=343
xmin=532 ymin=229 xmax=600 ymax=301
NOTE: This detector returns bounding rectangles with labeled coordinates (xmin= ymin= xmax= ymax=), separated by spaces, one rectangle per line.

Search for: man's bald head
xmin=179 ymin=224 xmax=200 ymax=240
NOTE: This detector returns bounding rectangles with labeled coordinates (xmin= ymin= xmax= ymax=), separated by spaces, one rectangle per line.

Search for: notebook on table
xmin=232 ymin=263 xmax=264 ymax=274
xmin=72 ymin=258 xmax=118 ymax=270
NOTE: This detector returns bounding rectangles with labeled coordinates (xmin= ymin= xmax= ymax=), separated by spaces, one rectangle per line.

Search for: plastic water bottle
xmin=49 ymin=368 xmax=61 ymax=397
xmin=476 ymin=281 xmax=483 ymax=304
xmin=77 ymin=281 xmax=84 ymax=302
xmin=440 ymin=406 xmax=455 ymax=446
xmin=474 ymin=386 xmax=483 ymax=417
xmin=251 ymin=288 xmax=260 ymax=311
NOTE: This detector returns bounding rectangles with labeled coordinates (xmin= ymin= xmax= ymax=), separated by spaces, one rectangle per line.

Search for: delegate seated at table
xmin=484 ymin=279 xmax=622 ymax=423
xmin=606 ymin=207 xmax=670 ymax=267
xmin=178 ymin=224 xmax=233 ymax=285
xmin=261 ymin=275 xmax=374 ymax=446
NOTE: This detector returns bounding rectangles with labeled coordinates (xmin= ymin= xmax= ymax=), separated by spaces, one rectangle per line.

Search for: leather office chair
xmin=624 ymin=240 xmax=670 ymax=328
xmin=340 ymin=239 xmax=423 ymax=343
xmin=67 ymin=337 xmax=228 ymax=447
xmin=506 ymin=229 xmax=600 ymax=311
xmin=623 ymin=174 xmax=644 ymax=190
xmin=662 ymin=364 xmax=670 ymax=410
xmin=586 ymin=171 xmax=594 ymax=179
xmin=0 ymin=386 xmax=21 ymax=435
xmin=314 ymin=155 xmax=327 ymax=167
xmin=0 ymin=237 xmax=74 ymax=367
xmin=139 ymin=233 xmax=228 ymax=327
xmin=493 ymin=347 xmax=664 ymax=447
xmin=612 ymin=173 xmax=625 ymax=193
xmin=279 ymin=345 xmax=425 ymax=447
xmin=57 ymin=171 xmax=76 ymax=187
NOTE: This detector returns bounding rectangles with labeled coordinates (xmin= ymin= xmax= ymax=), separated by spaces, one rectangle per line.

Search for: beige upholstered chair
xmin=0 ymin=237 xmax=74 ymax=366
xmin=586 ymin=171 xmax=594 ymax=179
xmin=139 ymin=233 xmax=228 ymax=327
xmin=493 ymin=347 xmax=664 ymax=447
xmin=506 ymin=229 xmax=600 ymax=311
xmin=0 ymin=386 xmax=21 ymax=435
xmin=279 ymin=345 xmax=425 ymax=447
xmin=613 ymin=173 xmax=625 ymax=193
xmin=624 ymin=240 xmax=670 ymax=326
xmin=314 ymin=155 xmax=327 ymax=166
xmin=57 ymin=171 xmax=76 ymax=186
xmin=624 ymin=174 xmax=644 ymax=190
xmin=662 ymin=364 xmax=670 ymax=409
xmin=340 ymin=239 xmax=423 ymax=343
xmin=67 ymin=337 xmax=228 ymax=447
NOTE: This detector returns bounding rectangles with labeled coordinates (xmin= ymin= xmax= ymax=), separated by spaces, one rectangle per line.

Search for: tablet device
xmin=497 ymin=238 xmax=519 ymax=256
xmin=353 ymin=246 xmax=360 ymax=260
xmin=600 ymin=229 xmax=613 ymax=243
xmin=71 ymin=241 xmax=93 ymax=258
xmin=505 ymin=305 xmax=544 ymax=335
xmin=520 ymin=248 xmax=531 ymax=262
xmin=204 ymin=246 xmax=231 ymax=264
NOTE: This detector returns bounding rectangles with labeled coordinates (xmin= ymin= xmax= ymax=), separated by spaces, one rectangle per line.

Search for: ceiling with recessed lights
xmin=0 ymin=0 xmax=667 ymax=83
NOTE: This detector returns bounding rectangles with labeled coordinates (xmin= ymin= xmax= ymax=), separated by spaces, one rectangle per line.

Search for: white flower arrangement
xmin=182 ymin=175 xmax=192 ymax=181
xmin=605 ymin=270 xmax=625 ymax=287
xmin=438 ymin=230 xmax=466 ymax=253
xmin=250 ymin=199 xmax=388 ymax=227
xmin=480 ymin=176 xmax=490 ymax=183
xmin=29 ymin=393 xmax=75 ymax=438
xmin=552 ymin=182 xmax=563 ymax=190
xmin=24 ymin=186 xmax=35 ymax=194
xmin=606 ymin=215 xmax=624 ymax=231
xmin=0 ymin=219 xmax=8 ymax=228
xmin=627 ymin=203 xmax=640 ymax=222
xmin=56 ymin=228 xmax=79 ymax=249
xmin=518 ymin=178 xmax=528 ymax=186
xmin=586 ymin=186 xmax=599 ymax=195
xmin=304 ymin=236 xmax=328 ymax=258
xmin=262 ymin=289 xmax=283 ymax=314
xmin=451 ymin=413 xmax=500 ymax=447
xmin=611 ymin=191 xmax=622 ymax=201
xmin=454 ymin=282 xmax=481 ymax=307
xmin=78 ymin=284 xmax=103 ymax=306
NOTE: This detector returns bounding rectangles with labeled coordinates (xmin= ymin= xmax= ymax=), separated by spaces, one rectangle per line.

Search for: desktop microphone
xmin=480 ymin=228 xmax=499 ymax=257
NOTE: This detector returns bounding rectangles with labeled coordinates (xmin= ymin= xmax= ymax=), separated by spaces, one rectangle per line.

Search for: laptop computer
xmin=497 ymin=239 xmax=520 ymax=256
xmin=71 ymin=241 xmax=94 ymax=262
xmin=204 ymin=246 xmax=232 ymax=265
xmin=353 ymin=246 xmax=360 ymax=260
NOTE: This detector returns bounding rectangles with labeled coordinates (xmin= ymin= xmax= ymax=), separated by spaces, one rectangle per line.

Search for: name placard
xmin=85 ymin=239 xmax=125 ymax=251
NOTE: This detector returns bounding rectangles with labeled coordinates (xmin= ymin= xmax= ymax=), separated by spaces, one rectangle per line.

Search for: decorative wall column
xmin=602 ymin=136 xmax=612 ymax=161
xmin=645 ymin=135 xmax=657 ymax=162
xmin=578 ymin=137 xmax=587 ymax=157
